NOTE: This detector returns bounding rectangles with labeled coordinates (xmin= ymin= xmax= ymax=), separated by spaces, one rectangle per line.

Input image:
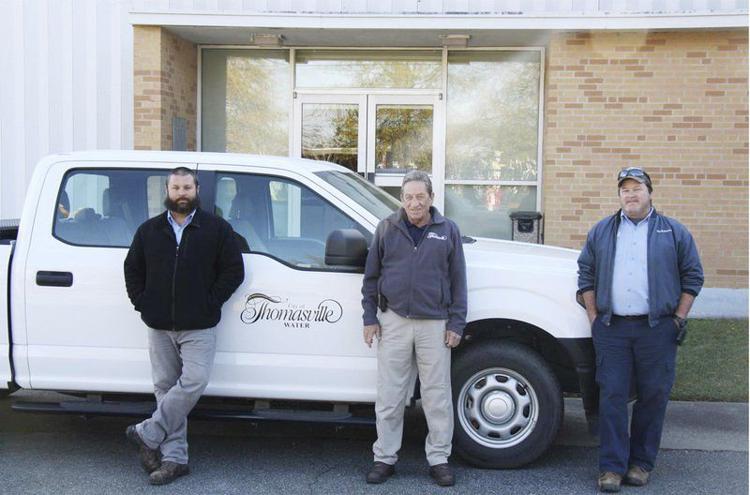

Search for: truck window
xmin=54 ymin=169 xmax=167 ymax=248
xmin=215 ymin=172 xmax=372 ymax=268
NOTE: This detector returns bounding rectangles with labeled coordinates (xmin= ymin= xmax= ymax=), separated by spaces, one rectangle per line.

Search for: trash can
xmin=509 ymin=211 xmax=543 ymax=244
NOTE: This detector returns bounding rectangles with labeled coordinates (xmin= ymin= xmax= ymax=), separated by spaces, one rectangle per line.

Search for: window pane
xmin=218 ymin=172 xmax=371 ymax=268
xmin=445 ymin=185 xmax=536 ymax=240
xmin=215 ymin=176 xmax=237 ymax=220
xmin=270 ymin=181 xmax=301 ymax=237
xmin=375 ymin=105 xmax=433 ymax=173
xmin=302 ymin=103 xmax=359 ymax=172
xmin=202 ymin=49 xmax=290 ymax=155
xmin=147 ymin=176 xmax=166 ymax=218
xmin=55 ymin=169 xmax=165 ymax=247
xmin=295 ymin=50 xmax=441 ymax=89
xmin=446 ymin=51 xmax=541 ymax=181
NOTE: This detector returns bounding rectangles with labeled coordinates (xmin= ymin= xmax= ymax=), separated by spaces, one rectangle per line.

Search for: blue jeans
xmin=593 ymin=315 xmax=678 ymax=474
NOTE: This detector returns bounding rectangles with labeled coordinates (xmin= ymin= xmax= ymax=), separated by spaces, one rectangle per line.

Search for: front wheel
xmin=451 ymin=341 xmax=563 ymax=468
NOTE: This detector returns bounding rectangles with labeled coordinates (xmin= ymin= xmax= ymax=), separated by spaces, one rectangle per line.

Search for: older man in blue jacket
xmin=578 ymin=167 xmax=703 ymax=493
xmin=361 ymin=170 xmax=467 ymax=487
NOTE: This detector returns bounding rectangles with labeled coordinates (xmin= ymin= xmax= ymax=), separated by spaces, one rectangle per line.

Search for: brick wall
xmin=543 ymin=30 xmax=748 ymax=288
xmin=133 ymin=26 xmax=197 ymax=151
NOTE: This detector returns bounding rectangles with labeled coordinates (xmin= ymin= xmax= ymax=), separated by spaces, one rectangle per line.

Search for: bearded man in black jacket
xmin=123 ymin=167 xmax=244 ymax=485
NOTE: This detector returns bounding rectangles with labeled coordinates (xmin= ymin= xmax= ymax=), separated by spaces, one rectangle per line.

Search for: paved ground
xmin=0 ymin=394 xmax=747 ymax=495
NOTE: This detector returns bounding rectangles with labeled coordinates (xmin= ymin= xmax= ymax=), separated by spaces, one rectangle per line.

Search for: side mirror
xmin=325 ymin=229 xmax=368 ymax=267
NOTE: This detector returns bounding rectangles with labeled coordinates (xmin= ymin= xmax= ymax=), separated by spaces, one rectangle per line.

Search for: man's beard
xmin=164 ymin=195 xmax=200 ymax=214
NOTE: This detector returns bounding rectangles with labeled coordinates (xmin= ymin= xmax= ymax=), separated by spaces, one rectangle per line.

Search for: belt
xmin=612 ymin=314 xmax=648 ymax=320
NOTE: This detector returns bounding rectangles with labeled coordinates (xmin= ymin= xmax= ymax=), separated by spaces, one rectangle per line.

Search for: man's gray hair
xmin=401 ymin=170 xmax=433 ymax=196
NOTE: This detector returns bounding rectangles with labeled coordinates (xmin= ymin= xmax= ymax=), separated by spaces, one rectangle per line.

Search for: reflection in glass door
xmin=293 ymin=94 xmax=366 ymax=173
xmin=374 ymin=105 xmax=433 ymax=173
xmin=367 ymin=95 xmax=443 ymax=205
xmin=293 ymin=93 xmax=443 ymax=208
xmin=302 ymin=104 xmax=359 ymax=171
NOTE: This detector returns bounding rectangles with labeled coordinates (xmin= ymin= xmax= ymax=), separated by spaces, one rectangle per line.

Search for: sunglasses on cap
xmin=617 ymin=167 xmax=649 ymax=180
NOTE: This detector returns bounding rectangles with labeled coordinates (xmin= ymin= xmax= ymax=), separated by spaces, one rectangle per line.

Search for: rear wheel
xmin=451 ymin=341 xmax=563 ymax=468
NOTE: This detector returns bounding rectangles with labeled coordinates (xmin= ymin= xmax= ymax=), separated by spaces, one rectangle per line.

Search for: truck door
xmin=23 ymin=161 xmax=190 ymax=392
xmin=200 ymin=164 xmax=379 ymax=403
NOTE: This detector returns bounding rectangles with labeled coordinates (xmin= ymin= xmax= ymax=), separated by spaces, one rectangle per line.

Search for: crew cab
xmin=0 ymin=151 xmax=595 ymax=468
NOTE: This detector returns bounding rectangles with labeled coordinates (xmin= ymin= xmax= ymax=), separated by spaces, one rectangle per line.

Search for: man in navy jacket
xmin=577 ymin=167 xmax=703 ymax=492
xmin=361 ymin=170 xmax=467 ymax=487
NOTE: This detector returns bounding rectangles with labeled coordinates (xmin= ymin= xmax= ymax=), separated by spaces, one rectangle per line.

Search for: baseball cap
xmin=617 ymin=167 xmax=652 ymax=192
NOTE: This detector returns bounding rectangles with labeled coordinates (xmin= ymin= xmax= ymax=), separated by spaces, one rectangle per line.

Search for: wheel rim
xmin=457 ymin=367 xmax=539 ymax=449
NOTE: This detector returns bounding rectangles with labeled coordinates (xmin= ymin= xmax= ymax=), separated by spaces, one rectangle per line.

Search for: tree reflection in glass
xmin=375 ymin=105 xmax=433 ymax=173
xmin=446 ymin=51 xmax=541 ymax=181
xmin=301 ymin=104 xmax=359 ymax=172
xmin=295 ymin=50 xmax=442 ymax=89
xmin=224 ymin=53 xmax=290 ymax=155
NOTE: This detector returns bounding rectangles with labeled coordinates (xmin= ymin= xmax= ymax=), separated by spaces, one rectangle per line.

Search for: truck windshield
xmin=315 ymin=170 xmax=400 ymax=220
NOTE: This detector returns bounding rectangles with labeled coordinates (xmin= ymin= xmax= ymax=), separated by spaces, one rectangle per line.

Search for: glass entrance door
xmin=366 ymin=94 xmax=442 ymax=204
xmin=294 ymin=93 xmax=444 ymax=209
xmin=293 ymin=94 xmax=367 ymax=174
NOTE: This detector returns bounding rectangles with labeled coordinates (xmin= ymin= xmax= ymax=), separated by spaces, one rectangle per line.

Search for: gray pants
xmin=137 ymin=328 xmax=216 ymax=464
xmin=373 ymin=310 xmax=453 ymax=466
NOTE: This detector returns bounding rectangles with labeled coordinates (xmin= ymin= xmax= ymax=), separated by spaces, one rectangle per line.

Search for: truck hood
xmin=464 ymin=237 xmax=580 ymax=277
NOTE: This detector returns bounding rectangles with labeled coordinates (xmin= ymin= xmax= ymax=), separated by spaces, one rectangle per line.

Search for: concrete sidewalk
xmin=556 ymin=397 xmax=749 ymax=452
xmin=691 ymin=288 xmax=749 ymax=319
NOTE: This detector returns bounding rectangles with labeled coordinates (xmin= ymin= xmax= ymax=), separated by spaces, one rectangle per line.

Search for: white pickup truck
xmin=0 ymin=151 xmax=596 ymax=468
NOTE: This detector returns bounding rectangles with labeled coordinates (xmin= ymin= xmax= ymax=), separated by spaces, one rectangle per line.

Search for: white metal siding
xmin=130 ymin=0 xmax=748 ymax=12
xmin=0 ymin=0 xmax=133 ymax=219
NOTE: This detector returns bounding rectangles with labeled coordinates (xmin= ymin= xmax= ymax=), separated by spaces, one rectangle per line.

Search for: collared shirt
xmin=166 ymin=209 xmax=196 ymax=246
xmin=611 ymin=208 xmax=653 ymax=316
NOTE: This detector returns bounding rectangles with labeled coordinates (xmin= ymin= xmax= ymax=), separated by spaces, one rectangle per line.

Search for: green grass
xmin=671 ymin=319 xmax=748 ymax=402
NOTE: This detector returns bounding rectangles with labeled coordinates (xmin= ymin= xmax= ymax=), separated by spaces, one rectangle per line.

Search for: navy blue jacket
xmin=577 ymin=209 xmax=704 ymax=327
xmin=361 ymin=207 xmax=468 ymax=335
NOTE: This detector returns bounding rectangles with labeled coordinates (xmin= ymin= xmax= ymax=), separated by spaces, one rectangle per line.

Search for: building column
xmin=133 ymin=26 xmax=197 ymax=151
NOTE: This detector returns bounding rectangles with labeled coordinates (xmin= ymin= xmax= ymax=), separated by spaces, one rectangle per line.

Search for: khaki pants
xmin=373 ymin=309 xmax=453 ymax=466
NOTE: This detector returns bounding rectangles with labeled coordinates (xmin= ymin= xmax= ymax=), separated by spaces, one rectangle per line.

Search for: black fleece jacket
xmin=124 ymin=209 xmax=244 ymax=330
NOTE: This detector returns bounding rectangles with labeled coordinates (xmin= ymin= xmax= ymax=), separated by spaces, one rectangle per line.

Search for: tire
xmin=451 ymin=341 xmax=563 ymax=468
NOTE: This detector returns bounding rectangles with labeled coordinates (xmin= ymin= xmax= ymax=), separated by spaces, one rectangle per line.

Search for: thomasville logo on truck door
xmin=240 ymin=293 xmax=343 ymax=328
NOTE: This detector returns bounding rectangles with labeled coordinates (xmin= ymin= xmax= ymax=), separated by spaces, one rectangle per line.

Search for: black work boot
xmin=148 ymin=461 xmax=190 ymax=485
xmin=429 ymin=463 xmax=455 ymax=487
xmin=125 ymin=424 xmax=161 ymax=473
xmin=366 ymin=462 xmax=395 ymax=484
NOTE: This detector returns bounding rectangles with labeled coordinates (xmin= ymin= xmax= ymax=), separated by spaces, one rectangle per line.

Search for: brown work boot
xmin=148 ymin=461 xmax=190 ymax=485
xmin=624 ymin=465 xmax=650 ymax=486
xmin=429 ymin=463 xmax=455 ymax=487
xmin=125 ymin=424 xmax=161 ymax=473
xmin=598 ymin=471 xmax=622 ymax=493
xmin=366 ymin=462 xmax=395 ymax=484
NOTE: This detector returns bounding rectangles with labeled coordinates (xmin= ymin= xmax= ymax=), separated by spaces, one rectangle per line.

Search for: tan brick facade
xmin=133 ymin=26 xmax=197 ymax=151
xmin=543 ymin=30 xmax=749 ymax=288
